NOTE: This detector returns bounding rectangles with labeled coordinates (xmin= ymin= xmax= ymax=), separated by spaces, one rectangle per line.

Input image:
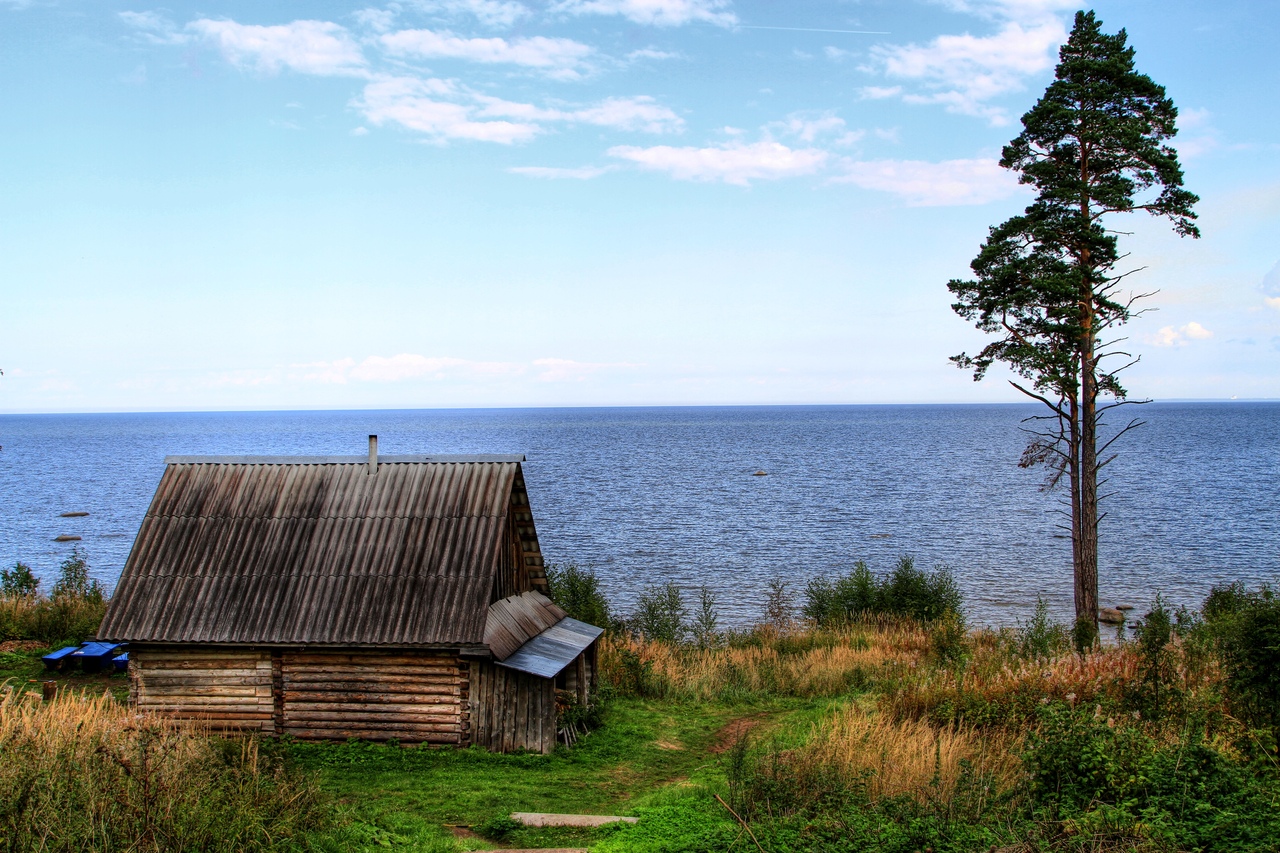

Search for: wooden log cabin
xmin=97 ymin=438 xmax=603 ymax=754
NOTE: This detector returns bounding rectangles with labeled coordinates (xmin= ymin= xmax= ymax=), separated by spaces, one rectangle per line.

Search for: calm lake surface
xmin=1 ymin=403 xmax=1276 ymax=627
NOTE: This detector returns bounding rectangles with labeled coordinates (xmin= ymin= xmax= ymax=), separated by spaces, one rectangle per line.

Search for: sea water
xmin=0 ymin=403 xmax=1275 ymax=626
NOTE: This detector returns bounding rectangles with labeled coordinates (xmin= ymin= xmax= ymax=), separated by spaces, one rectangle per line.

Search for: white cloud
xmin=188 ymin=19 xmax=368 ymax=77
xmin=869 ymin=19 xmax=1065 ymax=125
xmin=569 ymin=95 xmax=684 ymax=133
xmin=627 ymin=47 xmax=681 ymax=61
xmin=552 ymin=0 xmax=736 ymax=27
xmin=766 ymin=111 xmax=862 ymax=145
xmin=831 ymin=157 xmax=1023 ymax=206
xmin=357 ymin=78 xmax=680 ymax=143
xmin=119 ymin=11 xmax=190 ymax=44
xmin=354 ymin=8 xmax=397 ymax=32
xmin=608 ymin=141 xmax=827 ymax=186
xmin=380 ymin=29 xmax=595 ymax=79
xmin=859 ymin=86 xmax=902 ymax=100
xmin=508 ymin=165 xmax=613 ymax=179
xmin=414 ymin=0 xmax=531 ymax=28
xmin=356 ymin=76 xmax=541 ymax=143
xmin=1145 ymin=322 xmax=1214 ymax=347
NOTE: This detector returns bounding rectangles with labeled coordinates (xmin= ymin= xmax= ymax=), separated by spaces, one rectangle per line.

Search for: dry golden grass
xmin=0 ymin=681 xmax=327 ymax=852
xmin=601 ymin=620 xmax=930 ymax=700
xmin=800 ymin=704 xmax=1022 ymax=803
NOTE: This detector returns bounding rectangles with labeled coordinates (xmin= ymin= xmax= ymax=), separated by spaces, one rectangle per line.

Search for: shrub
xmin=803 ymin=556 xmax=963 ymax=627
xmin=1017 ymin=596 xmax=1069 ymax=661
xmin=0 ymin=563 xmax=38 ymax=598
xmin=51 ymin=547 xmax=104 ymax=604
xmin=1022 ymin=700 xmax=1280 ymax=852
xmin=630 ymin=582 xmax=688 ymax=645
xmin=689 ymin=585 xmax=720 ymax=650
xmin=0 ymin=550 xmax=108 ymax=646
xmin=544 ymin=562 xmax=613 ymax=630
xmin=1201 ymin=581 xmax=1280 ymax=737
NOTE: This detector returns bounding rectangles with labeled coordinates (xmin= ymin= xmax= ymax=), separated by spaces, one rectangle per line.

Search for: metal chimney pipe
xmin=368 ymin=435 xmax=378 ymax=475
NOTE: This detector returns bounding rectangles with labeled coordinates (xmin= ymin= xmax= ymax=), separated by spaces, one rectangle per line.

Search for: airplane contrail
xmin=737 ymin=25 xmax=890 ymax=35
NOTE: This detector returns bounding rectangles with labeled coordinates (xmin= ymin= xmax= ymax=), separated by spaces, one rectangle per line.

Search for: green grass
xmin=285 ymin=697 xmax=833 ymax=851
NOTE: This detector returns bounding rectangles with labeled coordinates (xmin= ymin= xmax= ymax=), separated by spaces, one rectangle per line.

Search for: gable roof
xmin=99 ymin=455 xmax=539 ymax=647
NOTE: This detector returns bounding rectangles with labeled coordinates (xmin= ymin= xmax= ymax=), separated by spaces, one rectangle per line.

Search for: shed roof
xmin=498 ymin=618 xmax=604 ymax=679
xmin=99 ymin=455 xmax=537 ymax=647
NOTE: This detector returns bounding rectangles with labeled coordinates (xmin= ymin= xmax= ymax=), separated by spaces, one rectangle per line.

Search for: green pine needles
xmin=949 ymin=10 xmax=1199 ymax=644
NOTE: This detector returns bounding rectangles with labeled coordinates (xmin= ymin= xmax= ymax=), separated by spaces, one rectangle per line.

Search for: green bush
xmin=630 ymin=582 xmax=688 ymax=644
xmin=803 ymin=556 xmax=963 ymax=626
xmin=1017 ymin=596 xmax=1069 ymax=660
xmin=0 ymin=550 xmax=108 ymax=645
xmin=1202 ymin=582 xmax=1280 ymax=737
xmin=0 ymin=563 xmax=38 ymax=598
xmin=544 ymin=562 xmax=613 ymax=630
xmin=1023 ymin=701 xmax=1280 ymax=852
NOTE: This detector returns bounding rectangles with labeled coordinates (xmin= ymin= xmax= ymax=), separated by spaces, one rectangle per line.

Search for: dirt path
xmin=709 ymin=713 xmax=772 ymax=754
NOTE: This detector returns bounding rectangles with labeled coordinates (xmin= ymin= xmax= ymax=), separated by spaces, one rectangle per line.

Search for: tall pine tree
xmin=949 ymin=11 xmax=1198 ymax=645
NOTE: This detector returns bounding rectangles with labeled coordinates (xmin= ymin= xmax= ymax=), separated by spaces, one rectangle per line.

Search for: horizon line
xmin=0 ymin=398 xmax=1274 ymax=417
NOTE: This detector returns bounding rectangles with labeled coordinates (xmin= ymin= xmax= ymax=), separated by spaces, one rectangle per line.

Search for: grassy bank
xmin=3 ymin=557 xmax=1279 ymax=851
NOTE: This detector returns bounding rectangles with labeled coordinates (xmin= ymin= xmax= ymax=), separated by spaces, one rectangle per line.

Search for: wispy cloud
xmin=357 ymin=79 xmax=683 ymax=143
xmin=552 ymin=0 xmax=736 ymax=27
xmin=608 ymin=140 xmax=827 ymax=185
xmin=380 ymin=28 xmax=596 ymax=79
xmin=356 ymin=76 xmax=541 ymax=143
xmin=188 ymin=19 xmax=369 ymax=77
xmin=1145 ymin=322 xmax=1214 ymax=347
xmin=863 ymin=0 xmax=1072 ymax=125
xmin=412 ymin=0 xmax=532 ymax=28
xmin=868 ymin=20 xmax=1064 ymax=125
xmin=766 ymin=111 xmax=862 ymax=145
xmin=831 ymin=157 xmax=1023 ymax=206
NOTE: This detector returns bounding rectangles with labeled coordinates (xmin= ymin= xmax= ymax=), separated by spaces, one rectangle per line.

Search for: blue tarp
xmin=41 ymin=646 xmax=79 ymax=670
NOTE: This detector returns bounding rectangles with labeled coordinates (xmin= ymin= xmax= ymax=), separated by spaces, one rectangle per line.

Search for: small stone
xmin=753 ymin=470 xmax=767 ymax=476
xmin=1098 ymin=607 xmax=1125 ymax=624
xmin=1115 ymin=605 xmax=1135 ymax=611
xmin=60 ymin=511 xmax=89 ymax=518
xmin=53 ymin=535 xmax=82 ymax=542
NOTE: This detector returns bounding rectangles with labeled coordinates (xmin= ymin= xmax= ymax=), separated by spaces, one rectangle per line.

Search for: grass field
xmin=6 ymin=582 xmax=1280 ymax=852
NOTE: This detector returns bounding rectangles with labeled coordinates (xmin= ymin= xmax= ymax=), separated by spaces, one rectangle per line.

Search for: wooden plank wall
xmin=280 ymin=651 xmax=467 ymax=744
xmin=131 ymin=648 xmax=274 ymax=732
xmin=469 ymin=660 xmax=556 ymax=754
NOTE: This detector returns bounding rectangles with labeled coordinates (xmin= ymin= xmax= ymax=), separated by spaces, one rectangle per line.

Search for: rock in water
xmin=60 ymin=511 xmax=89 ymax=518
xmin=1098 ymin=607 xmax=1125 ymax=625
xmin=753 ymin=470 xmax=767 ymax=476
xmin=53 ymin=535 xmax=82 ymax=542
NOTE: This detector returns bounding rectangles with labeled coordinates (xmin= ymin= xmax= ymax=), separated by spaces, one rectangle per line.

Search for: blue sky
xmin=1 ymin=0 xmax=1276 ymax=412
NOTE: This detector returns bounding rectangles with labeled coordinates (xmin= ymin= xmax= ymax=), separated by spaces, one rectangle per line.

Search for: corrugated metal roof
xmin=484 ymin=591 xmax=567 ymax=661
xmin=99 ymin=457 xmax=533 ymax=646
xmin=497 ymin=618 xmax=604 ymax=679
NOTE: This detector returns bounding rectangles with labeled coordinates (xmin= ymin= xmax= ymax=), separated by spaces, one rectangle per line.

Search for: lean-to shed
xmin=98 ymin=439 xmax=602 ymax=754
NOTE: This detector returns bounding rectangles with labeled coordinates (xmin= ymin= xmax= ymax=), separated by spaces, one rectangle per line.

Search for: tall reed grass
xmin=0 ymin=682 xmax=331 ymax=852
xmin=600 ymin=620 xmax=930 ymax=701
xmin=0 ymin=593 xmax=107 ymax=647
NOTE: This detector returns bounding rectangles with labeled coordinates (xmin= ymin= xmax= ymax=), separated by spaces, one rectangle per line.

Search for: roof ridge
xmin=163 ymin=454 xmax=526 ymax=464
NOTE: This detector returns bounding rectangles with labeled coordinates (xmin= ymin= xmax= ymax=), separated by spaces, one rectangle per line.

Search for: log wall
xmin=280 ymin=651 xmax=467 ymax=744
xmin=469 ymin=660 xmax=556 ymax=754
xmin=131 ymin=647 xmax=274 ymax=732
